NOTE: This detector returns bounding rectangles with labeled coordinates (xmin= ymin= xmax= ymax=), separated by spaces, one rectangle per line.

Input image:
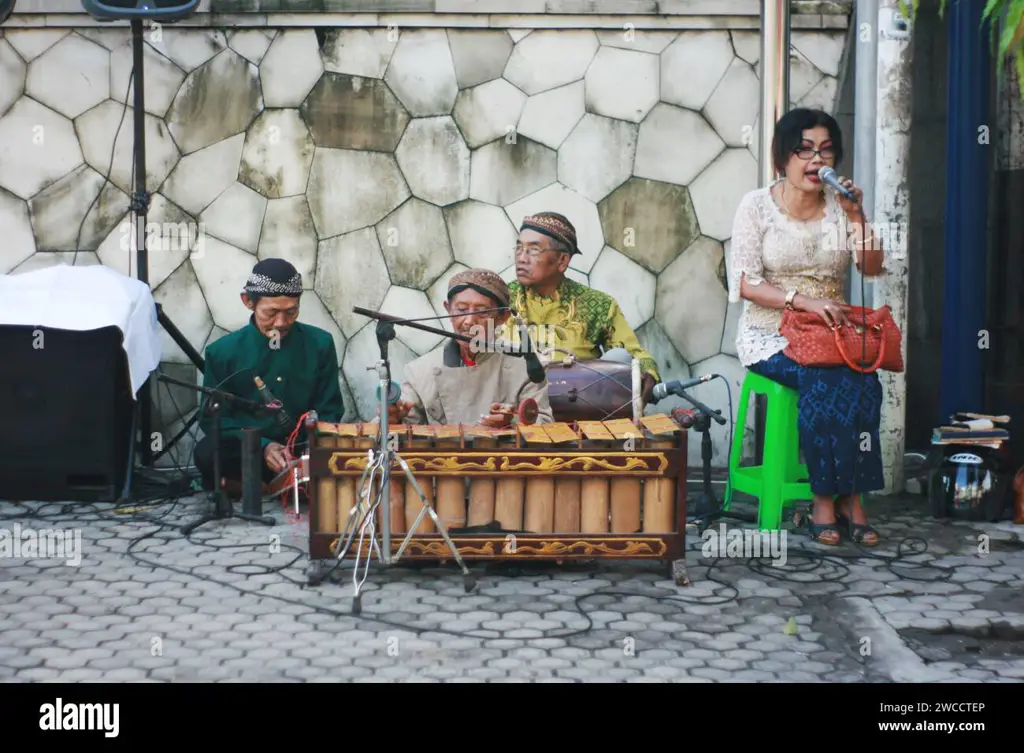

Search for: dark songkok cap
xmin=520 ymin=212 xmax=579 ymax=255
xmin=447 ymin=268 xmax=510 ymax=307
xmin=243 ymin=258 xmax=302 ymax=297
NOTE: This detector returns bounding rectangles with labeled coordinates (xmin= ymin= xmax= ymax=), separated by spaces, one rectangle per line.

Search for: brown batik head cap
xmin=519 ymin=212 xmax=579 ymax=255
xmin=447 ymin=268 xmax=511 ymax=308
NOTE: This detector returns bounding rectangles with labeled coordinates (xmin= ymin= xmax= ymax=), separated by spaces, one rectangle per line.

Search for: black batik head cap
xmin=242 ymin=258 xmax=303 ymax=298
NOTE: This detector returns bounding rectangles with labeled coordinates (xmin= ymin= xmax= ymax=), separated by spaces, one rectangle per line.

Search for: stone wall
xmin=0 ymin=6 xmax=851 ymax=469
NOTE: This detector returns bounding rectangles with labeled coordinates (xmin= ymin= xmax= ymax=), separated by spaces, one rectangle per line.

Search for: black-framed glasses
xmin=793 ymin=145 xmax=836 ymax=161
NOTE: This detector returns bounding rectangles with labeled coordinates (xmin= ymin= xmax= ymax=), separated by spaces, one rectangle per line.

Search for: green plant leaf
xmin=1017 ymin=46 xmax=1024 ymax=93
xmin=985 ymin=1 xmax=1024 ymax=77
xmin=901 ymin=0 xmax=1024 ymax=102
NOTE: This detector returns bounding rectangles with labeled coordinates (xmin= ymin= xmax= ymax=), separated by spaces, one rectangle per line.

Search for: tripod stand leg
xmin=333 ymin=457 xmax=387 ymax=612
xmin=393 ymin=453 xmax=476 ymax=593
xmin=232 ymin=510 xmax=278 ymax=526
xmin=350 ymin=486 xmax=383 ymax=615
xmin=305 ymin=469 xmax=375 ymax=588
xmin=330 ymin=459 xmax=377 ymax=562
xmin=180 ymin=500 xmax=277 ymax=535
xmin=117 ymin=399 xmax=140 ymax=506
xmin=180 ymin=404 xmax=278 ymax=534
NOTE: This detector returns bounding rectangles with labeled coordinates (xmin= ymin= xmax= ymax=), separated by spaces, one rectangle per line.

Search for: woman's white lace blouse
xmin=726 ymin=183 xmax=860 ymax=367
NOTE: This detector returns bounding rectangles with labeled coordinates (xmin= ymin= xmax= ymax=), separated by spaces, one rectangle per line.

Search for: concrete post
xmin=754 ymin=0 xmax=791 ymax=462
xmin=759 ymin=0 xmax=790 ymax=187
xmin=850 ymin=0 xmax=878 ymax=307
xmin=873 ymin=0 xmax=913 ymax=493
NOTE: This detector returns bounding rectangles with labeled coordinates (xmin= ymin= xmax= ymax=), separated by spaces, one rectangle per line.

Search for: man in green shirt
xmin=195 ymin=258 xmax=344 ymax=491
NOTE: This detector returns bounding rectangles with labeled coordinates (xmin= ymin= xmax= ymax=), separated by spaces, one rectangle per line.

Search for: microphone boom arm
xmin=352 ymin=305 xmax=533 ymax=358
xmin=353 ymin=306 xmax=478 ymax=345
xmin=157 ymin=373 xmax=273 ymax=415
xmin=672 ymin=386 xmax=727 ymax=425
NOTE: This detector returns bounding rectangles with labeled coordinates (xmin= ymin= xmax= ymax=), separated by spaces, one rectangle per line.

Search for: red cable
xmin=278 ymin=411 xmax=311 ymax=522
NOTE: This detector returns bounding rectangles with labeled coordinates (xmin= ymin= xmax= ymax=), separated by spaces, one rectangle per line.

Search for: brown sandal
xmin=806 ymin=520 xmax=842 ymax=546
xmin=836 ymin=512 xmax=879 ymax=546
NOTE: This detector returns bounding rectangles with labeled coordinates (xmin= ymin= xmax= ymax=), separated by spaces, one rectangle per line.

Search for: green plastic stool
xmin=725 ymin=371 xmax=812 ymax=530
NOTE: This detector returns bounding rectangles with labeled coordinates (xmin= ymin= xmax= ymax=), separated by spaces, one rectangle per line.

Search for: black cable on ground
xmin=0 ymin=497 xmax=959 ymax=647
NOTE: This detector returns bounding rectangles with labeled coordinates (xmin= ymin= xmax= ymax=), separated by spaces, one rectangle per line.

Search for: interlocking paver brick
xmin=2 ymin=495 xmax=1022 ymax=683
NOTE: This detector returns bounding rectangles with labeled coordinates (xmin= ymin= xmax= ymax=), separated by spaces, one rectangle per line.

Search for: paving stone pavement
xmin=1 ymin=492 xmax=1022 ymax=683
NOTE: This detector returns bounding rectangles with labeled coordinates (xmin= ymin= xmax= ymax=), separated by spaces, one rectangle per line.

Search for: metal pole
xmin=131 ymin=18 xmax=153 ymax=467
xmin=240 ymin=428 xmax=263 ymax=516
xmin=850 ymin=0 xmax=878 ymax=306
xmin=759 ymin=0 xmax=791 ymax=187
xmin=873 ymin=0 xmax=913 ymax=494
xmin=754 ymin=0 xmax=790 ymax=463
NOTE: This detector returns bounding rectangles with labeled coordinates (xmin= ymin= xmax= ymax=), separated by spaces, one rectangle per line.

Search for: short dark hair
xmin=771 ymin=108 xmax=844 ymax=174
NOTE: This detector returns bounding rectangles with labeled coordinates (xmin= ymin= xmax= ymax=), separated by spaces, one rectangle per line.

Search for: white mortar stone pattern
xmin=0 ymin=25 xmax=847 ymax=468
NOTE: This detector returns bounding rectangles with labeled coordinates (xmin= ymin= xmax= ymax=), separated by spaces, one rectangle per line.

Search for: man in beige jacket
xmin=387 ymin=269 xmax=553 ymax=427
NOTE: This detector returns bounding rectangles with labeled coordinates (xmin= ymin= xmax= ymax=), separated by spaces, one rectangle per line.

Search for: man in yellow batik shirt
xmin=500 ymin=211 xmax=660 ymax=404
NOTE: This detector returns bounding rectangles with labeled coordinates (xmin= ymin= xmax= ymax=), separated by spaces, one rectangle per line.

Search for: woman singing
xmin=727 ymin=108 xmax=886 ymax=546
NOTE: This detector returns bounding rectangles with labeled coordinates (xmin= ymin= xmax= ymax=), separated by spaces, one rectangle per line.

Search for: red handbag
xmin=779 ymin=304 xmax=904 ymax=373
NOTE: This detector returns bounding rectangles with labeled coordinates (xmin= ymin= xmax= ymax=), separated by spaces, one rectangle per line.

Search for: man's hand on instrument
xmin=263 ymin=442 xmax=291 ymax=473
xmin=386 ymin=399 xmax=414 ymax=424
xmin=641 ymin=374 xmax=656 ymax=405
xmin=480 ymin=402 xmax=514 ymax=427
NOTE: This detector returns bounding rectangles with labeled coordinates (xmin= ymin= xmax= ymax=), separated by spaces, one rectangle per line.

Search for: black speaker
xmin=80 ymin=0 xmax=200 ymax=22
xmin=0 ymin=325 xmax=135 ymax=503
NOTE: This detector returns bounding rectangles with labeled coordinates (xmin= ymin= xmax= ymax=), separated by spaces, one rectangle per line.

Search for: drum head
xmin=517 ymin=398 xmax=539 ymax=425
xmin=545 ymin=360 xmax=633 ymax=422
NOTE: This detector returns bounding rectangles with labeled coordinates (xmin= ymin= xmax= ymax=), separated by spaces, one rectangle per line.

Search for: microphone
xmin=818 ymin=166 xmax=857 ymax=201
xmin=254 ymin=376 xmax=293 ymax=432
xmin=523 ymin=350 xmax=545 ymax=384
xmin=512 ymin=313 xmax=547 ymax=384
xmin=465 ymin=333 xmax=545 ymax=383
xmin=649 ymin=374 xmax=717 ymax=404
xmin=375 ymin=380 xmax=402 ymax=405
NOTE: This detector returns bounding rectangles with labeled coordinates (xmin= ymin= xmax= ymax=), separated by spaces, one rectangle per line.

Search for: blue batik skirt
xmin=748 ymin=352 xmax=885 ymax=497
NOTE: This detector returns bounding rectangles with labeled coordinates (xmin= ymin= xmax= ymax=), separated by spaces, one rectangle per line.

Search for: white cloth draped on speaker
xmin=0 ymin=265 xmax=162 ymax=397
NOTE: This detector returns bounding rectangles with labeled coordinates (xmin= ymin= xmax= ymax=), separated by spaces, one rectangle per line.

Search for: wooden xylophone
xmin=303 ymin=413 xmax=689 ymax=580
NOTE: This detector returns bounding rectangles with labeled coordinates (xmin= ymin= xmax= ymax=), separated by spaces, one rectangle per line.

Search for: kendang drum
xmin=544 ymin=359 xmax=637 ymax=422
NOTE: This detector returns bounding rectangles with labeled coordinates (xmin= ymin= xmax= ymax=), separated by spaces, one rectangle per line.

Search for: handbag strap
xmin=833 ymin=326 xmax=886 ymax=373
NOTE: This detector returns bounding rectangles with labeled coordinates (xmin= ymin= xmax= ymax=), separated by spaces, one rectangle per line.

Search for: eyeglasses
xmin=514 ymin=243 xmax=564 ymax=260
xmin=793 ymin=145 xmax=836 ymax=161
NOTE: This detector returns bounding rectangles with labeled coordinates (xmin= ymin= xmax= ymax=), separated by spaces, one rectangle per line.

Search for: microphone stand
xmin=118 ymin=20 xmax=208 ymax=509
xmin=326 ymin=308 xmax=477 ymax=613
xmin=666 ymin=387 xmax=757 ymax=530
xmin=156 ymin=374 xmax=277 ymax=534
